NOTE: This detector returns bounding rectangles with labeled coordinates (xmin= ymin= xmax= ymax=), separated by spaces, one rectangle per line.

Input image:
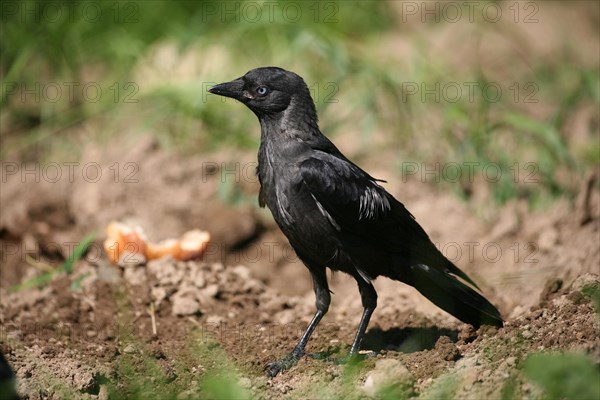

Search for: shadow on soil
xmin=363 ymin=327 xmax=459 ymax=353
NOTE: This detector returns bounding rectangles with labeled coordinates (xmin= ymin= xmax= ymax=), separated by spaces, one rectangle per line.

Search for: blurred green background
xmin=1 ymin=0 xmax=599 ymax=207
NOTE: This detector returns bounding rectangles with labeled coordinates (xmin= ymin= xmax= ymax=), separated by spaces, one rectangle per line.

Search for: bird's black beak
xmin=208 ymin=78 xmax=246 ymax=101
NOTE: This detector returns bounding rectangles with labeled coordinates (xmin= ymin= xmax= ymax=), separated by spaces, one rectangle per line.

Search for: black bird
xmin=208 ymin=67 xmax=503 ymax=377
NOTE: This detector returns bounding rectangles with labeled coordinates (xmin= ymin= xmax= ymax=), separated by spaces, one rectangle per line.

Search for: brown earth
xmin=1 ymin=139 xmax=599 ymax=399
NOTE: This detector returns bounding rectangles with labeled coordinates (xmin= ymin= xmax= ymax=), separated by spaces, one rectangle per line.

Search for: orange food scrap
xmin=177 ymin=230 xmax=211 ymax=261
xmin=103 ymin=221 xmax=211 ymax=266
xmin=103 ymin=221 xmax=148 ymax=265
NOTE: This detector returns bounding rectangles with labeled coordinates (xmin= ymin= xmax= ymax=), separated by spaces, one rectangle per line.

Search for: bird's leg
xmin=312 ymin=277 xmax=378 ymax=365
xmin=344 ymin=278 xmax=378 ymax=362
xmin=266 ymin=269 xmax=330 ymax=377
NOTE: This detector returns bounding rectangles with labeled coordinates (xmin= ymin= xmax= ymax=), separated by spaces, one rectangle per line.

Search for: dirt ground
xmin=1 ymin=138 xmax=599 ymax=399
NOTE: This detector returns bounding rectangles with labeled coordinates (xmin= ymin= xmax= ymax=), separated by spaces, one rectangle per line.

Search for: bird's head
xmin=208 ymin=67 xmax=315 ymax=119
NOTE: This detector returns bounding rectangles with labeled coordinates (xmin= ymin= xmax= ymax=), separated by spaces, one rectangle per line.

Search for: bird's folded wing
xmin=299 ymin=151 xmax=430 ymax=246
xmin=299 ymin=151 xmax=481 ymax=289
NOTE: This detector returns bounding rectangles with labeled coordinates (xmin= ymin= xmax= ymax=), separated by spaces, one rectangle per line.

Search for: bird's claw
xmin=266 ymin=351 xmax=303 ymax=377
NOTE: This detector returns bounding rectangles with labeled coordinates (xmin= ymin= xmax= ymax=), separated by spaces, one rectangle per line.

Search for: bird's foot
xmin=266 ymin=351 xmax=303 ymax=377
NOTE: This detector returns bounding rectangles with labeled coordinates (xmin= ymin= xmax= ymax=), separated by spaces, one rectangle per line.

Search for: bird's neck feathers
xmin=258 ymin=91 xmax=320 ymax=143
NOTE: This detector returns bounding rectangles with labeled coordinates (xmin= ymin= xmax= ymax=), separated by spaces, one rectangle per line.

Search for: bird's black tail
xmin=400 ymin=263 xmax=503 ymax=328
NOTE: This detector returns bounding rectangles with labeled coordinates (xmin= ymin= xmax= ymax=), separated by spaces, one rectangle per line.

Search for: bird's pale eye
xmin=256 ymin=86 xmax=269 ymax=96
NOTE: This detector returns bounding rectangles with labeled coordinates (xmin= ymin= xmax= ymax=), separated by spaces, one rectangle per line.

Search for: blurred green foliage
xmin=200 ymin=370 xmax=250 ymax=400
xmin=419 ymin=372 xmax=458 ymax=400
xmin=523 ymin=352 xmax=600 ymax=400
xmin=9 ymin=233 xmax=95 ymax=292
xmin=581 ymin=282 xmax=600 ymax=315
xmin=1 ymin=0 xmax=598 ymax=207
